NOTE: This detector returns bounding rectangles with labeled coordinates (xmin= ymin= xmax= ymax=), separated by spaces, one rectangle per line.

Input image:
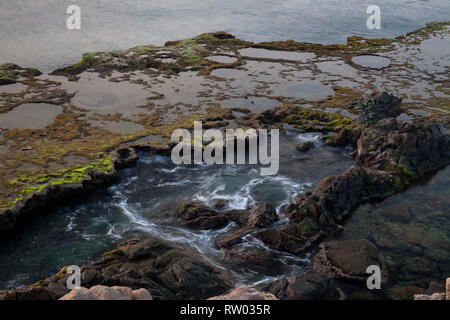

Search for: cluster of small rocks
xmin=414 ymin=278 xmax=450 ymax=300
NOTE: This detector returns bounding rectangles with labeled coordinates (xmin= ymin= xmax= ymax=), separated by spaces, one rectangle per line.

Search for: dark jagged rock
xmin=225 ymin=203 xmax=278 ymax=228
xmin=175 ymin=201 xmax=228 ymax=230
xmin=281 ymin=92 xmax=450 ymax=244
xmin=0 ymin=238 xmax=233 ymax=300
xmin=246 ymin=203 xmax=278 ymax=228
xmin=214 ymin=203 xmax=279 ymax=249
xmin=356 ymin=117 xmax=450 ymax=178
xmin=351 ymin=91 xmax=403 ymax=125
xmin=254 ymin=228 xmax=324 ymax=255
xmin=296 ymin=141 xmax=314 ymax=152
xmin=313 ymin=239 xmax=388 ymax=283
xmin=0 ymin=63 xmax=42 ymax=85
xmin=215 ymin=227 xmax=255 ymax=249
xmin=283 ymin=167 xmax=398 ymax=238
xmin=223 ymin=246 xmax=288 ymax=276
xmin=213 ymin=199 xmax=229 ymax=210
xmin=256 ymin=269 xmax=340 ymax=300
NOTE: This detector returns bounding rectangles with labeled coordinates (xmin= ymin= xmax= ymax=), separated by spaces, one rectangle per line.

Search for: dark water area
xmin=1 ymin=0 xmax=449 ymax=72
xmin=336 ymin=166 xmax=450 ymax=295
xmin=0 ymin=132 xmax=356 ymax=289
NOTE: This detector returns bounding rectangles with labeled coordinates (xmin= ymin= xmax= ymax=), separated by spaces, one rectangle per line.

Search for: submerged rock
xmin=256 ymin=269 xmax=340 ymax=300
xmin=296 ymin=141 xmax=314 ymax=152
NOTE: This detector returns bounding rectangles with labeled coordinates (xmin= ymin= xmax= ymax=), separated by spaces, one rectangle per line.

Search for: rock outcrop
xmin=313 ymin=239 xmax=388 ymax=283
xmin=175 ymin=201 xmax=278 ymax=231
xmin=414 ymin=277 xmax=450 ymax=300
xmin=59 ymin=286 xmax=152 ymax=300
xmin=256 ymin=269 xmax=340 ymax=300
xmin=0 ymin=238 xmax=233 ymax=300
xmin=280 ymin=92 xmax=450 ymax=248
xmin=208 ymin=286 xmax=277 ymax=300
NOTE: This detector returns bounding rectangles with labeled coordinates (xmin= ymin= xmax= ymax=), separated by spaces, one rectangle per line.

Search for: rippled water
xmin=1 ymin=0 xmax=449 ymax=72
xmin=0 ymin=132 xmax=355 ymax=289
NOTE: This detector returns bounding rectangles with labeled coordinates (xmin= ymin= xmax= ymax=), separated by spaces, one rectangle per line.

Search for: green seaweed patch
xmin=5 ymin=158 xmax=115 ymax=210
xmin=405 ymin=21 xmax=450 ymax=38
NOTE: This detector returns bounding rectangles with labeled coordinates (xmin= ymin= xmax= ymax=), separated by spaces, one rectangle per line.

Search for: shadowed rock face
xmin=313 ymin=239 xmax=388 ymax=283
xmin=256 ymin=269 xmax=340 ymax=300
xmin=0 ymin=238 xmax=233 ymax=300
xmin=78 ymin=238 xmax=233 ymax=300
xmin=175 ymin=201 xmax=278 ymax=231
xmin=281 ymin=92 xmax=450 ymax=244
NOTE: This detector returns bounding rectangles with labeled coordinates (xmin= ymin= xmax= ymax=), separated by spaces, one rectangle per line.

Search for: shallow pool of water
xmin=0 ymin=132 xmax=355 ymax=289
xmin=336 ymin=166 xmax=450 ymax=296
xmin=351 ymin=55 xmax=391 ymax=68
xmin=0 ymin=103 xmax=62 ymax=129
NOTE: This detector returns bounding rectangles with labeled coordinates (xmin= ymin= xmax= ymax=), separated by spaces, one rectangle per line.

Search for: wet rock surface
xmin=0 ymin=238 xmax=233 ymax=300
xmin=256 ymin=269 xmax=340 ymax=300
xmin=0 ymin=23 xmax=449 ymax=299
xmin=313 ymin=239 xmax=387 ymax=283
xmin=282 ymin=92 xmax=450 ymax=245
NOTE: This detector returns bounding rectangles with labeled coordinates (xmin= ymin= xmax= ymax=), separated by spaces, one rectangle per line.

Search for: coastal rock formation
xmin=208 ymin=286 xmax=277 ymax=300
xmin=296 ymin=141 xmax=314 ymax=152
xmin=222 ymin=246 xmax=289 ymax=276
xmin=60 ymin=286 xmax=152 ymax=300
xmin=0 ymin=63 xmax=41 ymax=85
xmin=281 ymin=92 xmax=450 ymax=245
xmin=175 ymin=201 xmax=229 ymax=230
xmin=176 ymin=201 xmax=278 ymax=231
xmin=256 ymin=269 xmax=340 ymax=300
xmin=0 ymin=238 xmax=233 ymax=300
xmin=312 ymin=239 xmax=388 ymax=283
xmin=0 ymin=146 xmax=143 ymax=236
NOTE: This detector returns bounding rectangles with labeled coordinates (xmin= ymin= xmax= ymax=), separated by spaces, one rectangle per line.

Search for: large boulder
xmin=175 ymin=201 xmax=228 ymax=230
xmin=222 ymin=245 xmax=288 ymax=276
xmin=208 ymin=287 xmax=277 ymax=300
xmin=78 ymin=238 xmax=233 ymax=299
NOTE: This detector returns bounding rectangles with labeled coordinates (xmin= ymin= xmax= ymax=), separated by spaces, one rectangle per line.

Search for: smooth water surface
xmin=1 ymin=0 xmax=449 ymax=72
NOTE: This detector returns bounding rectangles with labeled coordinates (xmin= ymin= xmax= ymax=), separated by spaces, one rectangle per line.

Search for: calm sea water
xmin=0 ymin=0 xmax=449 ymax=72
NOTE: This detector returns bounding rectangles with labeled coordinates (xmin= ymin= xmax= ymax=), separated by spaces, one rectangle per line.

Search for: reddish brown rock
xmin=59 ymin=287 xmax=97 ymax=300
xmin=208 ymin=286 xmax=277 ymax=300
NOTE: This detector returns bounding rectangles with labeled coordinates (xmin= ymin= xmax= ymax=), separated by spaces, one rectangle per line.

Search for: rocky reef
xmin=0 ymin=21 xmax=449 ymax=300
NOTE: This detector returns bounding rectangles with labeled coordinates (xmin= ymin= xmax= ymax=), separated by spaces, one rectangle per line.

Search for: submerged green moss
xmin=4 ymin=158 xmax=115 ymax=210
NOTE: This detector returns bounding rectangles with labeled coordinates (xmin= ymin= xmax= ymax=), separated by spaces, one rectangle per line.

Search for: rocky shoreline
xmin=0 ymin=22 xmax=449 ymax=300
xmin=1 ymin=90 xmax=449 ymax=300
